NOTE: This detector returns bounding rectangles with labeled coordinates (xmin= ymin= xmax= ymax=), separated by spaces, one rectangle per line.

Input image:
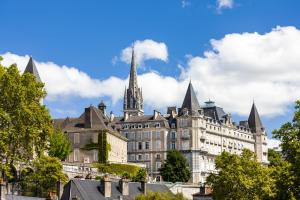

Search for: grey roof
xmin=6 ymin=195 xmax=45 ymax=200
xmin=180 ymin=82 xmax=201 ymax=115
xmin=60 ymin=179 xmax=171 ymax=200
xmin=24 ymin=57 xmax=41 ymax=82
xmin=248 ymin=102 xmax=264 ymax=133
xmin=203 ymin=105 xmax=227 ymax=121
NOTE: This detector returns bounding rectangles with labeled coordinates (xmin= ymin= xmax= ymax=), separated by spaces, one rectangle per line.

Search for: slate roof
xmin=6 ymin=195 xmax=45 ymax=200
xmin=24 ymin=57 xmax=41 ymax=82
xmin=203 ymin=103 xmax=227 ymax=121
xmin=248 ymin=102 xmax=264 ymax=133
xmin=180 ymin=82 xmax=201 ymax=115
xmin=60 ymin=179 xmax=171 ymax=200
xmin=53 ymin=105 xmax=126 ymax=140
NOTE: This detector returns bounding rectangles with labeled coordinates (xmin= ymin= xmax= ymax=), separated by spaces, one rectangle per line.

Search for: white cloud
xmin=181 ymin=0 xmax=191 ymax=8
xmin=120 ymin=39 xmax=168 ymax=65
xmin=217 ymin=0 xmax=234 ymax=10
xmin=2 ymin=26 xmax=300 ymax=118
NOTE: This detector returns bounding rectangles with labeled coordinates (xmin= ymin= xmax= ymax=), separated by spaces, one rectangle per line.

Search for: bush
xmin=134 ymin=191 xmax=187 ymax=200
xmin=94 ymin=163 xmax=142 ymax=179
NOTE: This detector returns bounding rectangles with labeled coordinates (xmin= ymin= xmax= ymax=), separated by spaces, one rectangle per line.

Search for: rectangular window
xmin=171 ymin=131 xmax=176 ymax=140
xmin=137 ymin=154 xmax=143 ymax=160
xmin=145 ymin=142 xmax=150 ymax=150
xmin=138 ymin=142 xmax=143 ymax=150
xmin=156 ymin=154 xmax=161 ymax=159
xmin=74 ymin=133 xmax=80 ymax=144
xmin=156 ymin=162 xmax=161 ymax=170
xmin=182 ymin=141 xmax=189 ymax=150
xmin=156 ymin=140 xmax=161 ymax=150
xmin=156 ymin=131 xmax=161 ymax=139
xmin=143 ymin=131 xmax=150 ymax=140
xmin=74 ymin=149 xmax=79 ymax=162
xmin=171 ymin=123 xmax=176 ymax=129
xmin=145 ymin=154 xmax=150 ymax=160
xmin=93 ymin=150 xmax=98 ymax=162
xmin=155 ymin=123 xmax=160 ymax=128
xmin=171 ymin=142 xmax=176 ymax=149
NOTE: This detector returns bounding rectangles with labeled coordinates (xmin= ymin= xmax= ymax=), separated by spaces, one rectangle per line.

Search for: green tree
xmin=21 ymin=156 xmax=68 ymax=197
xmin=0 ymin=59 xmax=53 ymax=179
xmin=134 ymin=191 xmax=187 ymax=200
xmin=49 ymin=128 xmax=71 ymax=161
xmin=132 ymin=168 xmax=148 ymax=182
xmin=206 ymin=149 xmax=276 ymax=200
xmin=159 ymin=150 xmax=191 ymax=183
xmin=272 ymin=100 xmax=300 ymax=199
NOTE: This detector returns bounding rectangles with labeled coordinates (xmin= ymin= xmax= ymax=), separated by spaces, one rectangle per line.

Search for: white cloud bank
xmin=120 ymin=39 xmax=168 ymax=65
xmin=217 ymin=0 xmax=234 ymax=10
xmin=1 ymin=26 xmax=300 ymax=118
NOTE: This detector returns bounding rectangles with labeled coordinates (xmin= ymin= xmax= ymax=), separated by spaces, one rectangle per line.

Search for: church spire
xmin=180 ymin=82 xmax=202 ymax=116
xmin=248 ymin=102 xmax=264 ymax=133
xmin=129 ymin=47 xmax=138 ymax=90
xmin=123 ymin=47 xmax=144 ymax=117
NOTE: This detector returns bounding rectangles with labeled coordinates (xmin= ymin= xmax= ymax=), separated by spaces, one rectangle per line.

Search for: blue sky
xmin=1 ymin=0 xmax=300 ymax=143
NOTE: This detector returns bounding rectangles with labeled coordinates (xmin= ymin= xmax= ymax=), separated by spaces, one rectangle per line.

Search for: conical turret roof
xmin=181 ymin=82 xmax=201 ymax=114
xmin=248 ymin=102 xmax=264 ymax=133
xmin=24 ymin=57 xmax=41 ymax=82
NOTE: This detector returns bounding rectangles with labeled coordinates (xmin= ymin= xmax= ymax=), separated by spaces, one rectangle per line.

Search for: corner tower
xmin=123 ymin=48 xmax=144 ymax=116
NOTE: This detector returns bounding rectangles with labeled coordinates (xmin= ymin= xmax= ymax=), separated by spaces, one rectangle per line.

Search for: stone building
xmin=114 ymin=48 xmax=268 ymax=183
xmin=54 ymin=103 xmax=128 ymax=164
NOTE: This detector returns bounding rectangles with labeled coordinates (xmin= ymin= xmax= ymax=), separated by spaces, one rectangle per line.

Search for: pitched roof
xmin=180 ymin=82 xmax=201 ymax=115
xmin=61 ymin=179 xmax=171 ymax=200
xmin=24 ymin=57 xmax=41 ymax=82
xmin=248 ymin=102 xmax=264 ymax=133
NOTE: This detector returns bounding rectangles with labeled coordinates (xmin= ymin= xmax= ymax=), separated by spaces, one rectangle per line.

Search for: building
xmin=114 ymin=48 xmax=268 ymax=183
xmin=60 ymin=177 xmax=171 ymax=200
xmin=54 ymin=103 xmax=128 ymax=164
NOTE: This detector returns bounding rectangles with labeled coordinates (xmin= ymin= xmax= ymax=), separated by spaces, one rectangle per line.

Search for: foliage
xmin=159 ymin=150 xmax=191 ymax=183
xmin=20 ymin=156 xmax=68 ymax=197
xmin=206 ymin=149 xmax=276 ymax=200
xmin=0 ymin=60 xmax=53 ymax=179
xmin=272 ymin=100 xmax=300 ymax=199
xmin=48 ymin=128 xmax=71 ymax=161
xmin=94 ymin=163 xmax=141 ymax=179
xmin=132 ymin=168 xmax=148 ymax=182
xmin=134 ymin=191 xmax=187 ymax=200
xmin=98 ymin=129 xmax=111 ymax=163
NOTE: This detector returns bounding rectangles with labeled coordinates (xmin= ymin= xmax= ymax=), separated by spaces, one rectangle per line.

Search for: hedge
xmin=94 ymin=163 xmax=141 ymax=178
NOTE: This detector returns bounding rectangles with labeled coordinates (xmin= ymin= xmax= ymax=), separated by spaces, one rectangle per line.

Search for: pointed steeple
xmin=24 ymin=57 xmax=41 ymax=82
xmin=123 ymin=47 xmax=144 ymax=117
xmin=181 ymin=82 xmax=201 ymax=115
xmin=248 ymin=102 xmax=264 ymax=133
xmin=129 ymin=47 xmax=138 ymax=90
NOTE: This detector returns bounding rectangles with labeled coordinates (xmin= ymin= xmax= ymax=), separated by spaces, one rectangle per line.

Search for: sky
xmin=1 ymin=0 xmax=300 ymax=148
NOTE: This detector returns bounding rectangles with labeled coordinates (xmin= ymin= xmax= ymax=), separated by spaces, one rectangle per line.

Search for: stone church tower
xmin=123 ymin=48 xmax=144 ymax=117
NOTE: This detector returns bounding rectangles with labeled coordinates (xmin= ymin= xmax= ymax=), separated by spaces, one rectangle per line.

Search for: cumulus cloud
xmin=120 ymin=39 xmax=168 ymax=65
xmin=217 ymin=0 xmax=234 ymax=10
xmin=267 ymin=138 xmax=281 ymax=150
xmin=2 ymin=26 xmax=300 ymax=118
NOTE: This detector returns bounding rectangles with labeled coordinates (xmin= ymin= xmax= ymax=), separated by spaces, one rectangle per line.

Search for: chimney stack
xmin=57 ymin=180 xmax=64 ymax=199
xmin=119 ymin=178 xmax=129 ymax=196
xmin=101 ymin=176 xmax=111 ymax=198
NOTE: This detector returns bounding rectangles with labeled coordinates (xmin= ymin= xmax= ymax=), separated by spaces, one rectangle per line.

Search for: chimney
xmin=124 ymin=112 xmax=129 ymax=121
xmin=110 ymin=111 xmax=115 ymax=122
xmin=101 ymin=176 xmax=111 ymax=198
xmin=140 ymin=181 xmax=146 ymax=195
xmin=84 ymin=107 xmax=92 ymax=128
xmin=119 ymin=178 xmax=129 ymax=196
xmin=153 ymin=110 xmax=160 ymax=119
xmin=57 ymin=180 xmax=64 ymax=199
xmin=0 ymin=179 xmax=6 ymax=200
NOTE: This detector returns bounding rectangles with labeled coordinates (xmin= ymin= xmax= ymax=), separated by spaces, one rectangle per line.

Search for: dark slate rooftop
xmin=24 ymin=57 xmax=41 ymax=82
xmin=60 ymin=179 xmax=171 ymax=200
xmin=203 ymin=101 xmax=227 ymax=121
xmin=6 ymin=195 xmax=45 ymax=200
xmin=180 ymin=82 xmax=202 ymax=116
xmin=248 ymin=102 xmax=264 ymax=133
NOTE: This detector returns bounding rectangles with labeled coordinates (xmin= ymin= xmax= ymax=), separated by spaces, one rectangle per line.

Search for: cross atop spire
xmin=24 ymin=56 xmax=41 ymax=82
xmin=248 ymin=102 xmax=264 ymax=133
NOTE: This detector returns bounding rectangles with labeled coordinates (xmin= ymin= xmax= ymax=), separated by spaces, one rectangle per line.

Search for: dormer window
xmin=155 ymin=123 xmax=160 ymax=128
xmin=138 ymin=124 xmax=142 ymax=129
xmin=144 ymin=124 xmax=150 ymax=128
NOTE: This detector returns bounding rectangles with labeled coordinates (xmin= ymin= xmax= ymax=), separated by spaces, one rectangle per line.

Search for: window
xmin=156 ymin=140 xmax=161 ymax=150
xmin=138 ymin=124 xmax=142 ymax=129
xmin=156 ymin=154 xmax=161 ymax=159
xmin=171 ymin=142 xmax=176 ymax=149
xmin=145 ymin=142 xmax=150 ymax=150
xmin=171 ymin=123 xmax=176 ymax=129
xmin=156 ymin=162 xmax=161 ymax=170
xmin=145 ymin=154 xmax=150 ymax=160
xmin=156 ymin=131 xmax=161 ymax=139
xmin=144 ymin=124 xmax=150 ymax=128
xmin=171 ymin=131 xmax=176 ymax=140
xmin=182 ymin=141 xmax=189 ymax=150
xmin=74 ymin=149 xmax=79 ymax=162
xmin=137 ymin=154 xmax=143 ymax=160
xmin=138 ymin=142 xmax=143 ymax=150
xmin=74 ymin=133 xmax=80 ymax=144
xmin=143 ymin=131 xmax=150 ymax=140
xmin=155 ymin=123 xmax=160 ymax=128
xmin=136 ymin=132 xmax=142 ymax=140
xmin=93 ymin=150 xmax=98 ymax=161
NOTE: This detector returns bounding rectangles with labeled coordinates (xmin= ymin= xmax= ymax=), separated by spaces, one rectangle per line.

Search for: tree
xmin=132 ymin=168 xmax=147 ymax=182
xmin=272 ymin=100 xmax=300 ymax=199
xmin=134 ymin=191 xmax=187 ymax=200
xmin=160 ymin=150 xmax=191 ymax=183
xmin=0 ymin=59 xmax=53 ymax=179
xmin=21 ymin=156 xmax=68 ymax=197
xmin=48 ymin=128 xmax=71 ymax=161
xmin=206 ymin=149 xmax=276 ymax=200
